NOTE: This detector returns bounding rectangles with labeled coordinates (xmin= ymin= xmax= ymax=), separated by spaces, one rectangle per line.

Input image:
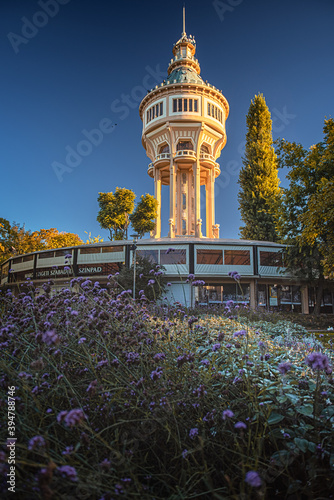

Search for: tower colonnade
xmin=139 ymin=25 xmax=229 ymax=239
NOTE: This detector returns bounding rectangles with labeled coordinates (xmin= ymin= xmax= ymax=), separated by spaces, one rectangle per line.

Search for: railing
xmin=155 ymin=153 xmax=170 ymax=162
xmin=175 ymin=150 xmax=196 ymax=158
xmin=200 ymin=153 xmax=215 ymax=162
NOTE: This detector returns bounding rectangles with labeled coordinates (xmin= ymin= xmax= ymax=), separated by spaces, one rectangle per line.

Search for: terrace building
xmin=1 ymin=12 xmax=333 ymax=314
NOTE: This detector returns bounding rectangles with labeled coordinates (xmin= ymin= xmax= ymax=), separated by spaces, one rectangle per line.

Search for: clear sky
xmin=1 ymin=0 xmax=334 ymax=242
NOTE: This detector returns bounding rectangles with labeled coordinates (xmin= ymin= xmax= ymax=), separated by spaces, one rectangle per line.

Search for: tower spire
xmin=182 ymin=4 xmax=186 ymax=36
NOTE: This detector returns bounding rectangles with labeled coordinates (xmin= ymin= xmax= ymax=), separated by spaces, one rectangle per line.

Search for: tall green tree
xmin=97 ymin=188 xmax=136 ymax=240
xmin=238 ymin=93 xmax=281 ymax=241
xmin=275 ymin=118 xmax=334 ymax=314
xmin=129 ymin=194 xmax=158 ymax=238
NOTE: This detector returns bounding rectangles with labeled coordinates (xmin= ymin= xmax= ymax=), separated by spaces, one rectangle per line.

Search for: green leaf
xmin=294 ymin=438 xmax=309 ymax=453
xmin=297 ymin=405 xmax=313 ymax=416
xmin=267 ymin=412 xmax=284 ymax=425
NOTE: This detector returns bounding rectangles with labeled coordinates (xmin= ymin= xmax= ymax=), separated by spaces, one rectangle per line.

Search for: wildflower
xmin=234 ymin=421 xmax=247 ymax=429
xmin=188 ymin=274 xmax=195 ymax=280
xmin=153 ymin=353 xmax=166 ymax=361
xmin=28 ymin=436 xmax=46 ymax=451
xmin=165 ymin=247 xmax=175 ymax=254
xmin=148 ymin=279 xmax=155 ymax=286
xmin=228 ymin=271 xmax=241 ymax=281
xmin=87 ymin=380 xmax=97 ymax=396
xmin=58 ymin=409 xmax=86 ymax=428
xmin=167 ymin=282 xmax=172 ymax=286
xmin=42 ymin=330 xmax=59 ymax=346
xmin=278 ymin=361 xmax=292 ymax=375
xmin=65 ymin=253 xmax=72 ymax=259
xmin=57 ymin=465 xmax=78 ymax=482
xmin=212 ymin=343 xmax=221 ymax=352
xmin=64 ymin=266 xmax=71 ymax=271
xmin=150 ymin=368 xmax=163 ymax=381
xmin=99 ymin=459 xmax=111 ymax=471
xmin=305 ymin=352 xmax=332 ymax=373
xmin=193 ymin=384 xmax=207 ymax=398
xmin=192 ymin=280 xmax=205 ymax=286
xmin=182 ymin=449 xmax=188 ymax=459
xmin=62 ymin=446 xmax=74 ymax=456
xmin=222 ymin=409 xmax=234 ymax=420
xmin=78 ymin=337 xmax=86 ymax=344
xmin=200 ymin=359 xmax=210 ymax=366
xmin=189 ymin=428 xmax=198 ymax=439
xmin=245 ymin=470 xmax=262 ymax=487
xmin=233 ymin=329 xmax=247 ymax=337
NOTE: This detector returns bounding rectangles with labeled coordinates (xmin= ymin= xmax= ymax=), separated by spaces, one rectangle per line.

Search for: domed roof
xmin=166 ymin=66 xmax=204 ymax=85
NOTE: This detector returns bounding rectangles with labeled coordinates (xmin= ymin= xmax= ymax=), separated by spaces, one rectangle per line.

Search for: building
xmin=1 ymin=12 xmax=333 ymax=313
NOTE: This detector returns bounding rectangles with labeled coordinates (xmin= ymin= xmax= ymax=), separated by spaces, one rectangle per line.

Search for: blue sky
xmin=1 ymin=0 xmax=333 ymax=242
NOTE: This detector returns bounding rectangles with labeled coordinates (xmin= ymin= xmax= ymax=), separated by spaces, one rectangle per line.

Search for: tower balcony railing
xmin=170 ymin=55 xmax=199 ymax=65
xmin=154 ymin=153 xmax=170 ymax=163
xmin=174 ymin=149 xmax=197 ymax=160
xmin=200 ymin=153 xmax=215 ymax=163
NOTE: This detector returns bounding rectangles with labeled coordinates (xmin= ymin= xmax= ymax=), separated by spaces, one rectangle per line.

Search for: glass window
xmin=200 ymin=144 xmax=210 ymax=154
xmin=189 ymin=99 xmax=193 ymax=112
xmin=173 ymin=99 xmax=177 ymax=112
xmin=177 ymin=140 xmax=193 ymax=151
xmin=178 ymin=98 xmax=182 ymax=112
xmin=152 ymin=106 xmax=155 ymax=119
xmin=260 ymin=251 xmax=283 ymax=267
xmin=102 ymin=246 xmax=124 ymax=253
xmin=184 ymin=99 xmax=188 ymax=111
xmin=197 ymin=249 xmax=223 ymax=265
xmin=182 ymin=220 xmax=187 ymax=235
xmin=159 ymin=144 xmax=170 ymax=154
xmin=55 ymin=249 xmax=69 ymax=257
xmin=136 ymin=249 xmax=158 ymax=263
xmin=291 ymin=286 xmax=301 ymax=304
xmin=182 ymin=193 xmax=186 ymax=210
xmin=155 ymin=104 xmax=159 ymax=116
xmin=39 ymin=251 xmax=54 ymax=259
xmin=194 ymin=100 xmax=198 ymax=112
xmin=160 ymin=249 xmax=186 ymax=265
xmin=23 ymin=254 xmax=34 ymax=262
xmin=257 ymin=284 xmax=267 ymax=306
xmin=224 ymin=250 xmax=250 ymax=265
xmin=147 ymin=110 xmax=149 ymax=122
xmin=12 ymin=257 xmax=23 ymax=264
xmin=280 ymin=285 xmax=291 ymax=303
xmin=80 ymin=247 xmax=101 ymax=254
xmin=207 ymin=103 xmax=211 ymax=116
xmin=159 ymin=102 xmax=163 ymax=115
xmin=198 ymin=285 xmax=223 ymax=303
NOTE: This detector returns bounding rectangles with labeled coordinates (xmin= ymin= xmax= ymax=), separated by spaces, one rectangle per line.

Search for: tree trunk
xmin=313 ymin=278 xmax=324 ymax=316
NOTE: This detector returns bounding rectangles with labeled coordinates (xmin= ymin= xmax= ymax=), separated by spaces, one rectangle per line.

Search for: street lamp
xmin=130 ymin=234 xmax=138 ymax=300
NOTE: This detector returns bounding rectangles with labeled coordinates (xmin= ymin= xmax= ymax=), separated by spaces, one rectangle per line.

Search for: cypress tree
xmin=238 ymin=93 xmax=281 ymax=241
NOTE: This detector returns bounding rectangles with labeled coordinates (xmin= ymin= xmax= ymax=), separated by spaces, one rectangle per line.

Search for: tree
xmin=129 ymin=194 xmax=158 ymax=238
xmin=97 ymin=188 xmax=135 ymax=241
xmin=238 ymin=93 xmax=281 ymax=241
xmin=0 ymin=220 xmax=83 ymax=264
xmin=275 ymin=118 xmax=334 ymax=314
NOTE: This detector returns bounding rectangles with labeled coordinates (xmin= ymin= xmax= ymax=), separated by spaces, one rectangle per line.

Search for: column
xmin=194 ymin=159 xmax=202 ymax=238
xmin=169 ymin=159 xmax=176 ymax=238
xmin=301 ymin=285 xmax=309 ymax=315
xmin=154 ymin=168 xmax=161 ymax=238
xmin=206 ymin=169 xmax=214 ymax=238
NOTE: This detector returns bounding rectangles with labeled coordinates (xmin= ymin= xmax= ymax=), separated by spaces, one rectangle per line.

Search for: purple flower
xmin=226 ymin=299 xmax=234 ymax=308
xmin=278 ymin=361 xmax=292 ymax=375
xmin=28 ymin=435 xmax=45 ymax=451
xmin=78 ymin=337 xmax=86 ymax=344
xmin=200 ymin=359 xmax=210 ymax=366
xmin=212 ymin=343 xmax=221 ymax=352
xmin=42 ymin=330 xmax=59 ymax=345
xmin=222 ymin=409 xmax=234 ymax=420
xmin=192 ymin=280 xmax=205 ymax=287
xmin=234 ymin=421 xmax=247 ymax=429
xmin=189 ymin=428 xmax=198 ymax=439
xmin=165 ymin=248 xmax=175 ymax=254
xmin=153 ymin=353 xmax=166 ymax=361
xmin=245 ymin=470 xmax=262 ymax=487
xmin=58 ymin=409 xmax=86 ymax=428
xmin=64 ymin=266 xmax=71 ymax=271
xmin=305 ymin=352 xmax=332 ymax=373
xmin=167 ymin=282 xmax=172 ymax=286
xmin=148 ymin=279 xmax=155 ymax=286
xmin=57 ymin=465 xmax=78 ymax=482
xmin=182 ymin=449 xmax=188 ymax=459
xmin=65 ymin=253 xmax=72 ymax=259
xmin=228 ymin=271 xmax=241 ymax=281
xmin=188 ymin=274 xmax=195 ymax=280
xmin=233 ymin=329 xmax=247 ymax=337
xmin=150 ymin=368 xmax=163 ymax=380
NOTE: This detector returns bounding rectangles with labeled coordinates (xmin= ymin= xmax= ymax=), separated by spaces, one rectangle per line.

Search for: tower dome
xmin=139 ymin=9 xmax=229 ymax=239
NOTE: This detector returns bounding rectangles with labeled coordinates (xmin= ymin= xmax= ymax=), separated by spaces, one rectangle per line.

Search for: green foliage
xmin=97 ymin=188 xmax=136 ymax=241
xmin=238 ymin=94 xmax=281 ymax=241
xmin=84 ymin=231 xmax=104 ymax=244
xmin=114 ymin=255 xmax=165 ymax=300
xmin=129 ymin=194 xmax=158 ymax=238
xmin=275 ymin=118 xmax=334 ymax=312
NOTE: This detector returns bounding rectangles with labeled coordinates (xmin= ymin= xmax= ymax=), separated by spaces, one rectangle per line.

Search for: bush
xmin=0 ymin=279 xmax=333 ymax=499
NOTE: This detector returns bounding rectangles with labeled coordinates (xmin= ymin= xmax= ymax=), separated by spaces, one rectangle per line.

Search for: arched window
xmin=159 ymin=144 xmax=170 ymax=154
xmin=200 ymin=144 xmax=210 ymax=154
xmin=177 ymin=140 xmax=193 ymax=151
